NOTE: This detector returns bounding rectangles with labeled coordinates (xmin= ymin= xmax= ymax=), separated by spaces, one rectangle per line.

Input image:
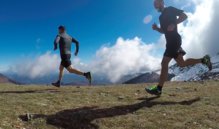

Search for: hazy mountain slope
xmin=0 ymin=73 xmax=18 ymax=84
xmin=125 ymin=55 xmax=219 ymax=84
xmin=170 ymin=55 xmax=219 ymax=81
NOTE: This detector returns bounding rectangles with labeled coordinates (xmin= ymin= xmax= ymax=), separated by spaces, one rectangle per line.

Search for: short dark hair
xmin=58 ymin=25 xmax=65 ymax=30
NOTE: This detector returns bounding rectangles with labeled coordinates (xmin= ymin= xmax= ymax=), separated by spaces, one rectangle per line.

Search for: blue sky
xmin=0 ymin=0 xmax=190 ymax=69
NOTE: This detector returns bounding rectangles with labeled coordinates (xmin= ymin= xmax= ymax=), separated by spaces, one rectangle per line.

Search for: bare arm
xmin=167 ymin=12 xmax=188 ymax=32
xmin=156 ymin=27 xmax=164 ymax=34
xmin=54 ymin=36 xmax=60 ymax=51
xmin=176 ymin=12 xmax=188 ymax=24
xmin=152 ymin=23 xmax=164 ymax=34
xmin=72 ymin=37 xmax=79 ymax=56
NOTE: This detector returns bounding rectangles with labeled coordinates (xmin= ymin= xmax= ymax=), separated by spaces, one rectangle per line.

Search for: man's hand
xmin=167 ymin=24 xmax=175 ymax=31
xmin=54 ymin=44 xmax=58 ymax=51
xmin=152 ymin=23 xmax=164 ymax=34
xmin=74 ymin=51 xmax=78 ymax=56
xmin=152 ymin=23 xmax=159 ymax=30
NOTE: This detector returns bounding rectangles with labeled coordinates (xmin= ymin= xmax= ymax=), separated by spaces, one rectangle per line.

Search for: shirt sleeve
xmin=72 ymin=37 xmax=79 ymax=44
xmin=71 ymin=37 xmax=79 ymax=53
xmin=169 ymin=6 xmax=184 ymax=16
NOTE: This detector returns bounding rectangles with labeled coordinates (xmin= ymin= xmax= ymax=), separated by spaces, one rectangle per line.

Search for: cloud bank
xmin=179 ymin=0 xmax=219 ymax=58
xmin=9 ymin=52 xmax=60 ymax=79
xmin=90 ymin=37 xmax=162 ymax=82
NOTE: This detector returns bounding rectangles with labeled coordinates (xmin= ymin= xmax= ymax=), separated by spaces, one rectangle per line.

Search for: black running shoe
xmin=52 ymin=81 xmax=61 ymax=88
xmin=202 ymin=55 xmax=212 ymax=71
xmin=145 ymin=85 xmax=162 ymax=96
xmin=84 ymin=72 xmax=92 ymax=85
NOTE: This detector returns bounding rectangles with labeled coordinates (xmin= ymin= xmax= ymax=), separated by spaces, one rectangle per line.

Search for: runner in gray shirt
xmin=52 ymin=26 xmax=92 ymax=87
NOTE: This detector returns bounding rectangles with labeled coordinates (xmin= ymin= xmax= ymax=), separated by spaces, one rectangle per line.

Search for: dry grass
xmin=0 ymin=81 xmax=218 ymax=129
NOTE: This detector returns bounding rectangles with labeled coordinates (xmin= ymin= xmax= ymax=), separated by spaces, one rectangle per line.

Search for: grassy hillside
xmin=0 ymin=81 xmax=218 ymax=129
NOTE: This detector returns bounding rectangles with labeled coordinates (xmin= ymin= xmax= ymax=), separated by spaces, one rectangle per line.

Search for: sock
xmin=157 ymin=85 xmax=163 ymax=91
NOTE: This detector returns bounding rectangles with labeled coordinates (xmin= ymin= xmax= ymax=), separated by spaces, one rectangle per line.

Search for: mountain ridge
xmin=0 ymin=73 xmax=19 ymax=84
xmin=124 ymin=55 xmax=219 ymax=84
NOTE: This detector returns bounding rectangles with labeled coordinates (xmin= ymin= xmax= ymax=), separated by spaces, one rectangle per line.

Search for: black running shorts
xmin=164 ymin=35 xmax=186 ymax=59
xmin=61 ymin=54 xmax=71 ymax=68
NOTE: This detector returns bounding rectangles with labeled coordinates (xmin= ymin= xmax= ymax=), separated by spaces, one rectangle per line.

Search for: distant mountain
xmin=5 ymin=74 xmax=57 ymax=85
xmin=124 ymin=72 xmax=159 ymax=84
xmin=124 ymin=55 xmax=219 ymax=84
xmin=5 ymin=73 xmax=112 ymax=86
xmin=170 ymin=55 xmax=219 ymax=82
xmin=0 ymin=73 xmax=19 ymax=84
xmin=124 ymin=72 xmax=175 ymax=84
xmin=117 ymin=73 xmax=142 ymax=84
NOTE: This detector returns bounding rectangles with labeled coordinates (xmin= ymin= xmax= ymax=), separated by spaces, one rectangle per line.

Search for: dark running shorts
xmin=164 ymin=36 xmax=186 ymax=59
xmin=61 ymin=54 xmax=71 ymax=68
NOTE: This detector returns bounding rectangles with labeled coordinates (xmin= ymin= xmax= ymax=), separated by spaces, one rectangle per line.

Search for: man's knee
xmin=177 ymin=60 xmax=187 ymax=67
xmin=59 ymin=66 xmax=64 ymax=71
xmin=67 ymin=66 xmax=76 ymax=73
xmin=161 ymin=60 xmax=169 ymax=67
xmin=66 ymin=67 xmax=71 ymax=73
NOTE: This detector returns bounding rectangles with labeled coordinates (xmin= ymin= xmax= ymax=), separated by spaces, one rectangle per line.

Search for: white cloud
xmin=173 ymin=0 xmax=194 ymax=9
xmin=89 ymin=37 xmax=162 ymax=82
xmin=0 ymin=65 xmax=8 ymax=73
xmin=143 ymin=15 xmax=153 ymax=24
xmin=9 ymin=52 xmax=60 ymax=79
xmin=178 ymin=0 xmax=219 ymax=58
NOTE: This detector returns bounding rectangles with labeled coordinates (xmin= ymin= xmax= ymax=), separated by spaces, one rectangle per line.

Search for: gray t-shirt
xmin=54 ymin=33 xmax=79 ymax=55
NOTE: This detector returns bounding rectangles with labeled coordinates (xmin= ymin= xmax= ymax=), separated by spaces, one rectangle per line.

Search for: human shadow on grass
xmin=19 ymin=96 xmax=200 ymax=129
xmin=0 ymin=89 xmax=61 ymax=94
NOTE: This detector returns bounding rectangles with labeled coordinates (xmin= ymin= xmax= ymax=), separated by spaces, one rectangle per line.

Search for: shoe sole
xmin=208 ymin=59 xmax=213 ymax=71
xmin=207 ymin=57 xmax=213 ymax=71
xmin=145 ymin=88 xmax=161 ymax=96
xmin=52 ymin=84 xmax=61 ymax=88
xmin=209 ymin=62 xmax=213 ymax=71
xmin=87 ymin=73 xmax=92 ymax=86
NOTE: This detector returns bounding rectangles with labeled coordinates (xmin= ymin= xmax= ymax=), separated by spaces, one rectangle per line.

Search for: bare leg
xmin=66 ymin=66 xmax=92 ymax=85
xmin=66 ymin=66 xmax=84 ymax=76
xmin=52 ymin=65 xmax=64 ymax=87
xmin=158 ymin=56 xmax=172 ymax=87
xmin=58 ymin=65 xmax=65 ymax=81
xmin=175 ymin=55 xmax=202 ymax=67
